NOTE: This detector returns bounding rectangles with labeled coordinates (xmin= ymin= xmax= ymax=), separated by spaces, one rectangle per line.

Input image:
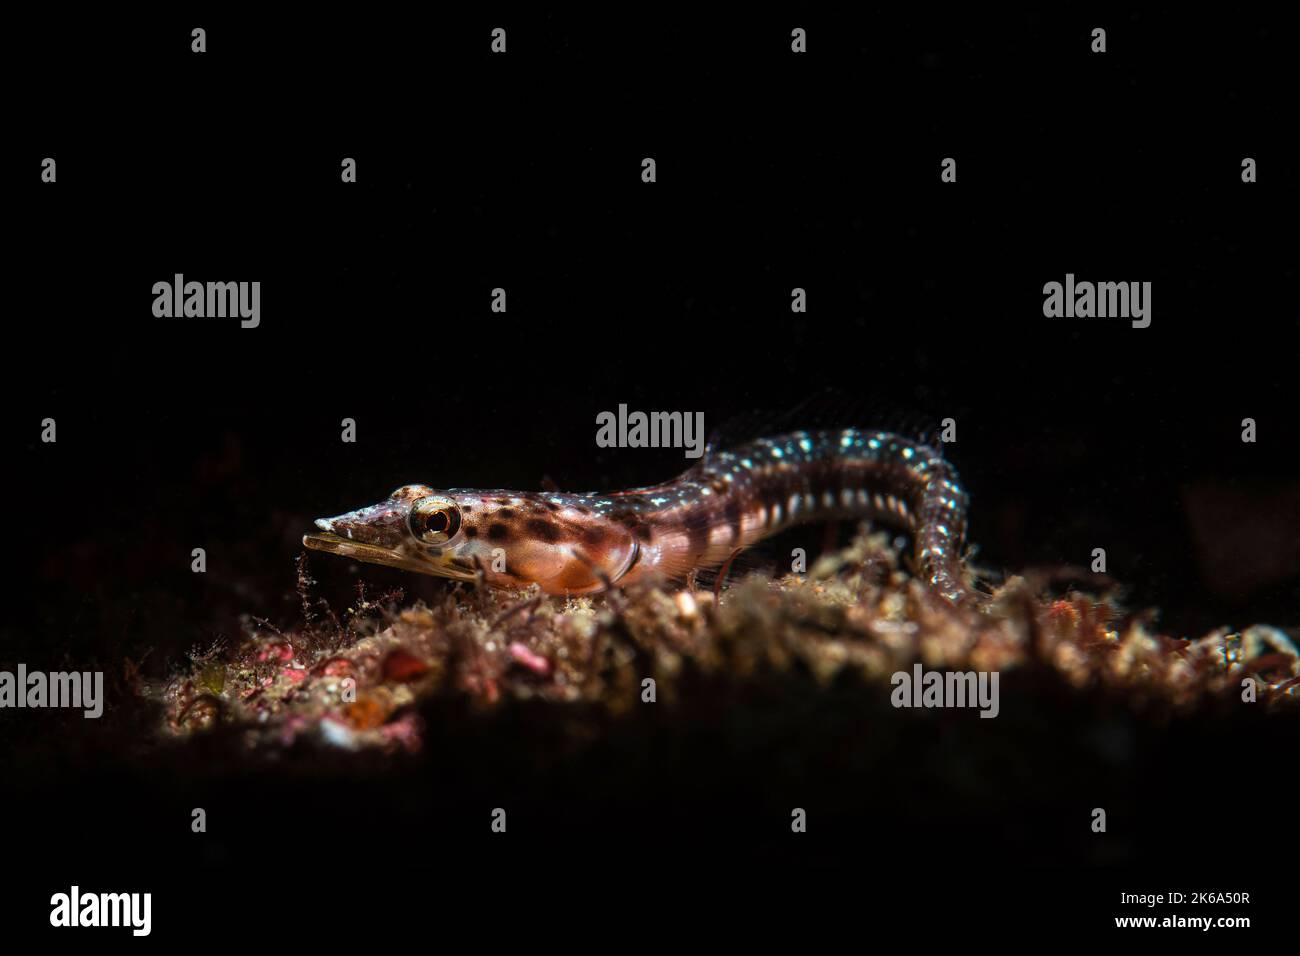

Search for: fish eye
xmin=409 ymin=497 xmax=462 ymax=544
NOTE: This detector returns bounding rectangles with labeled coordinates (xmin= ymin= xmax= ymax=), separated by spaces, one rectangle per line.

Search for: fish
xmin=302 ymin=429 xmax=983 ymax=606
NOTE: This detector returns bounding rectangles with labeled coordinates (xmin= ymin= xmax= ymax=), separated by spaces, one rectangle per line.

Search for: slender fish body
xmin=303 ymin=429 xmax=980 ymax=606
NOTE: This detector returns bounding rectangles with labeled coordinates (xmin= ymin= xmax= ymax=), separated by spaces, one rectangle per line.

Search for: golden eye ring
xmin=409 ymin=496 xmax=462 ymax=545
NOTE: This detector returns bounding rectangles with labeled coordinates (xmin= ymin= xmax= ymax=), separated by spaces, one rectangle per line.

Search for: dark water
xmin=3 ymin=10 xmax=1296 ymax=938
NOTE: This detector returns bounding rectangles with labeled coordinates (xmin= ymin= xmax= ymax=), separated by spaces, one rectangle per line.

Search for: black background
xmin=3 ymin=9 xmax=1297 ymax=939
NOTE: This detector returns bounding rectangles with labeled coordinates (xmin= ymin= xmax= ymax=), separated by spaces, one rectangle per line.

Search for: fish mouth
xmin=301 ymin=531 xmax=477 ymax=581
